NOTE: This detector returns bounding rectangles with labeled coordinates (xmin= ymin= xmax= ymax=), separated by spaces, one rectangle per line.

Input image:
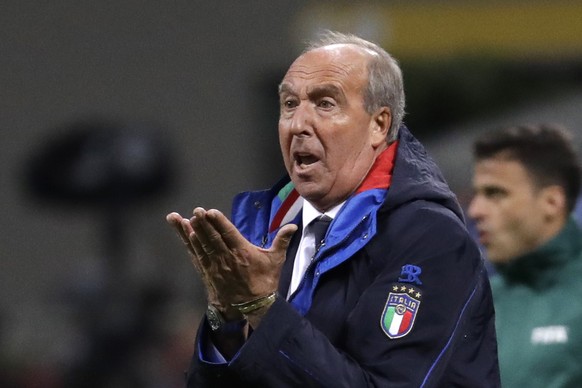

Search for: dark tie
xmin=278 ymin=216 xmax=332 ymax=297
xmin=311 ymin=215 xmax=332 ymax=252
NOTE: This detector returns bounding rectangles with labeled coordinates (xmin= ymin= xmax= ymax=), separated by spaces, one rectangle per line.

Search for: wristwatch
xmin=206 ymin=304 xmax=247 ymax=333
xmin=206 ymin=304 xmax=225 ymax=331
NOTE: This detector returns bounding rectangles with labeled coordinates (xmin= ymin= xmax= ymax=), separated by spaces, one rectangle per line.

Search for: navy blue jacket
xmin=186 ymin=126 xmax=500 ymax=387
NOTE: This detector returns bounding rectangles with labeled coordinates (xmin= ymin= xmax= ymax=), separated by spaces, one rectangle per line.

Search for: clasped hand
xmin=166 ymin=207 xmax=297 ymax=320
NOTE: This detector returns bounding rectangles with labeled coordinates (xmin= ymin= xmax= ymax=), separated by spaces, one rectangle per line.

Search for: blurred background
xmin=2 ymin=1 xmax=582 ymax=386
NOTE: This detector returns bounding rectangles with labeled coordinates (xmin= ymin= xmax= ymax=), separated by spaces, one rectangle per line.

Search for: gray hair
xmin=305 ymin=30 xmax=405 ymax=143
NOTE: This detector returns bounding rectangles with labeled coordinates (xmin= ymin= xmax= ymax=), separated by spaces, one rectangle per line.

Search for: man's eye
xmin=283 ymin=100 xmax=297 ymax=109
xmin=318 ymin=100 xmax=334 ymax=109
xmin=484 ymin=187 xmax=506 ymax=199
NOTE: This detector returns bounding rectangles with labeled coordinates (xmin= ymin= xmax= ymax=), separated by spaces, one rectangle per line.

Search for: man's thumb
xmin=271 ymin=223 xmax=298 ymax=253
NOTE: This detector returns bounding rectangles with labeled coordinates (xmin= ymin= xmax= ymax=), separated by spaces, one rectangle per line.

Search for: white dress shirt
xmin=287 ymin=200 xmax=345 ymax=298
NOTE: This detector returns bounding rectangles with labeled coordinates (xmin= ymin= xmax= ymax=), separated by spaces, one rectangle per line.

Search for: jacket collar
xmin=268 ymin=141 xmax=398 ymax=232
xmin=382 ymin=125 xmax=463 ymax=222
xmin=495 ymin=217 xmax=582 ymax=288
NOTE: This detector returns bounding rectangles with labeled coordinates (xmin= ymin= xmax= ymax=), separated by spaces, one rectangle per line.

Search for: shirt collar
xmin=302 ymin=200 xmax=345 ymax=232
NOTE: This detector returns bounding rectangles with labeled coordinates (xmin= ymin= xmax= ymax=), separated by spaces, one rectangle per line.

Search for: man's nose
xmin=467 ymin=196 xmax=484 ymax=221
xmin=288 ymin=104 xmax=314 ymax=136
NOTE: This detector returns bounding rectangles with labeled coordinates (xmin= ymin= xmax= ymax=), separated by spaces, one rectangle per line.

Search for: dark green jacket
xmin=492 ymin=218 xmax=582 ymax=388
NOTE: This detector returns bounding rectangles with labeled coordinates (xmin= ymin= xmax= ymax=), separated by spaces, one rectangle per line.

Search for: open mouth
xmin=294 ymin=153 xmax=319 ymax=168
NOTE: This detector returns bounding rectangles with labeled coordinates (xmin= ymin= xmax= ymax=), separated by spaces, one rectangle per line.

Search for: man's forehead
xmin=279 ymin=81 xmax=343 ymax=97
xmin=282 ymin=62 xmax=352 ymax=83
xmin=475 ymin=158 xmax=534 ymax=185
xmin=280 ymin=46 xmax=369 ymax=90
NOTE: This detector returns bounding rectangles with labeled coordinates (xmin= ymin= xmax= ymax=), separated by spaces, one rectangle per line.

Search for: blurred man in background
xmin=469 ymin=124 xmax=582 ymax=387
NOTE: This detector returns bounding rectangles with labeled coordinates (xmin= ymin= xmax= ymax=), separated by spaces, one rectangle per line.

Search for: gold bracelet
xmin=231 ymin=291 xmax=278 ymax=315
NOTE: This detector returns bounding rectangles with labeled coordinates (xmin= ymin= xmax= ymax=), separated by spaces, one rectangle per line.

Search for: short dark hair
xmin=473 ymin=124 xmax=582 ymax=213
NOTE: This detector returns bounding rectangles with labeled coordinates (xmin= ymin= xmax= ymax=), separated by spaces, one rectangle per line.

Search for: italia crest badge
xmin=381 ymin=284 xmax=422 ymax=339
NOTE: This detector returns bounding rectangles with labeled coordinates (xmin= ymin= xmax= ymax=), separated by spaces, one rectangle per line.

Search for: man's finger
xmin=206 ymin=209 xmax=247 ymax=249
xmin=191 ymin=208 xmax=229 ymax=256
xmin=188 ymin=228 xmax=207 ymax=263
xmin=166 ymin=213 xmax=196 ymax=256
xmin=166 ymin=212 xmax=187 ymax=240
xmin=177 ymin=218 xmax=198 ymax=257
xmin=271 ymin=223 xmax=298 ymax=256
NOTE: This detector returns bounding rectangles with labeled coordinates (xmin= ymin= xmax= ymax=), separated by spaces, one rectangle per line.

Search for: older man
xmin=168 ymin=31 xmax=499 ymax=387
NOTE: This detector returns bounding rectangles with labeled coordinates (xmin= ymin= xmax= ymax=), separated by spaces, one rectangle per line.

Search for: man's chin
xmin=294 ymin=186 xmax=328 ymax=209
xmin=486 ymin=252 xmax=512 ymax=265
xmin=295 ymin=186 xmax=322 ymax=202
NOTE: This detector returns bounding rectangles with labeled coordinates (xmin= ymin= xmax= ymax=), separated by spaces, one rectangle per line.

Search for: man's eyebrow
xmin=307 ymin=83 xmax=343 ymax=98
xmin=278 ymin=83 xmax=344 ymax=98
xmin=278 ymin=83 xmax=293 ymax=95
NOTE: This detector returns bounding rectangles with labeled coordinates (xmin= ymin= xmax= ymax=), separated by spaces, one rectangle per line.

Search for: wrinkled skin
xmin=278 ymin=44 xmax=390 ymax=212
xmin=166 ymin=209 xmax=296 ymax=321
xmin=166 ymin=44 xmax=390 ymax=336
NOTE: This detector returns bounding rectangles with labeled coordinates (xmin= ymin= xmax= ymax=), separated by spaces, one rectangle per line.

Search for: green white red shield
xmin=381 ymin=290 xmax=421 ymax=339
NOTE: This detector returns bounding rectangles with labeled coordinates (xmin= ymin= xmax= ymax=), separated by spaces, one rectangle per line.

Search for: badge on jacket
xmin=381 ymin=283 xmax=422 ymax=339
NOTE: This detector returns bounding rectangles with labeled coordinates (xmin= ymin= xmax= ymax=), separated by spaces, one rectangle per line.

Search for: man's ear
xmin=540 ymin=185 xmax=567 ymax=219
xmin=370 ymin=107 xmax=391 ymax=147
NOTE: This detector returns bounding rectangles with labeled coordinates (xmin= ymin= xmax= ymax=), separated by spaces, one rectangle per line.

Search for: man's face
xmin=468 ymin=157 xmax=548 ymax=264
xmin=278 ymin=44 xmax=388 ymax=211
